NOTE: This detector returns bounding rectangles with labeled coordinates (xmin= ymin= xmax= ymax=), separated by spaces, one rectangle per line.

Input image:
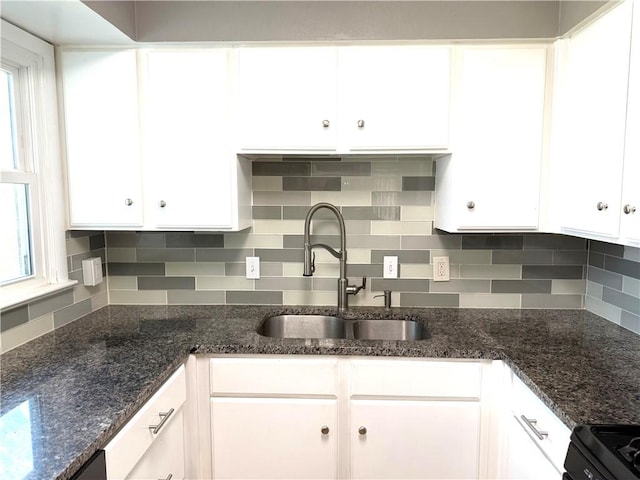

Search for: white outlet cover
xmin=246 ymin=256 xmax=260 ymax=279
xmin=432 ymin=256 xmax=450 ymax=282
xmin=383 ymin=256 xmax=398 ymax=279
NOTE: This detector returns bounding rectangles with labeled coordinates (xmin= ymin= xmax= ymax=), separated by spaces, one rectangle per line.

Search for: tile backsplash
xmin=107 ymin=156 xmax=588 ymax=310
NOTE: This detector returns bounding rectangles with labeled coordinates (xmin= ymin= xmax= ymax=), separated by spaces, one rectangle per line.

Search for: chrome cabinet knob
xmin=321 ymin=425 xmax=330 ymax=435
xmin=624 ymin=204 xmax=637 ymax=214
xmin=124 ymin=198 xmax=133 ymax=206
xmin=358 ymin=426 xmax=367 ymax=435
xmin=357 ymin=119 xmax=365 ymax=128
xmin=159 ymin=200 xmax=167 ymax=208
xmin=467 ymin=201 xmax=475 ymax=210
xmin=322 ymin=120 xmax=330 ymax=128
xmin=597 ymin=202 xmax=608 ymax=211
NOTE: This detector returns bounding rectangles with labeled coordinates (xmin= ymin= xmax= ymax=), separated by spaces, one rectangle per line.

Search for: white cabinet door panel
xmin=211 ymin=398 xmax=337 ymax=479
xmin=351 ymin=399 xmax=480 ymax=480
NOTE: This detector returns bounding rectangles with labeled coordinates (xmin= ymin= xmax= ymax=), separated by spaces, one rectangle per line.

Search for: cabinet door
xmin=125 ymin=408 xmax=185 ymax=480
xmin=211 ymin=398 xmax=337 ymax=479
xmin=502 ymin=414 xmax=561 ymax=480
xmin=340 ymin=46 xmax=451 ymax=150
xmin=453 ymin=46 xmax=547 ymax=230
xmin=237 ymin=47 xmax=338 ymax=151
xmin=142 ymin=50 xmax=234 ymax=229
xmin=559 ymin=0 xmax=632 ymax=237
xmin=351 ymin=399 xmax=480 ymax=479
xmin=62 ymin=50 xmax=143 ymax=228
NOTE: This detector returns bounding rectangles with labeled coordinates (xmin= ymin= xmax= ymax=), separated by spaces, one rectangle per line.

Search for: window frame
xmin=0 ymin=20 xmax=72 ymax=309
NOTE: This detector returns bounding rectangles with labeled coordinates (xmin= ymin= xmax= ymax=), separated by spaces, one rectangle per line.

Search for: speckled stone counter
xmin=1 ymin=305 xmax=639 ymax=480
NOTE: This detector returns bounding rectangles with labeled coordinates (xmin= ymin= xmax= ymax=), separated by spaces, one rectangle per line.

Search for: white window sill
xmin=0 ymin=280 xmax=78 ymax=311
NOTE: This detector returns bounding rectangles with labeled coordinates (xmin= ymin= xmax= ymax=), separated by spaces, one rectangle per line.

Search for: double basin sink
xmin=257 ymin=314 xmax=429 ymax=341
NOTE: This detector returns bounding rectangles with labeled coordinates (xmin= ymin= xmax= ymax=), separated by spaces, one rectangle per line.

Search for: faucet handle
xmin=347 ymin=277 xmax=367 ymax=295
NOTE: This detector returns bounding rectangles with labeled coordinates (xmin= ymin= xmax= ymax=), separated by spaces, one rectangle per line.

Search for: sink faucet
xmin=302 ymin=202 xmax=366 ymax=312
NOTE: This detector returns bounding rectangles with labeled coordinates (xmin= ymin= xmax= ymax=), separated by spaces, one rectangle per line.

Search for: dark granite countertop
xmin=2 ymin=305 xmax=640 ymax=480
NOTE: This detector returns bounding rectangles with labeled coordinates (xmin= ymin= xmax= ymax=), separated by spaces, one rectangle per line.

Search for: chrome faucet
xmin=302 ymin=202 xmax=366 ymax=312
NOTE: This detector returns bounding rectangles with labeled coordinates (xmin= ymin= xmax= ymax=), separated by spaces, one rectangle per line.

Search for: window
xmin=0 ymin=21 xmax=69 ymax=308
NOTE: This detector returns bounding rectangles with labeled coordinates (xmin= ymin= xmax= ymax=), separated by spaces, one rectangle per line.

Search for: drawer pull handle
xmin=521 ymin=415 xmax=548 ymax=440
xmin=158 ymin=475 xmax=173 ymax=480
xmin=149 ymin=408 xmax=175 ymax=434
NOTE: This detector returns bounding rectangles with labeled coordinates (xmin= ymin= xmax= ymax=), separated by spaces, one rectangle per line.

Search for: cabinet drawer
xmin=104 ymin=365 xmax=186 ymax=479
xmin=511 ymin=375 xmax=571 ymax=472
xmin=350 ymin=359 xmax=482 ymax=398
xmin=210 ymin=357 xmax=338 ymax=396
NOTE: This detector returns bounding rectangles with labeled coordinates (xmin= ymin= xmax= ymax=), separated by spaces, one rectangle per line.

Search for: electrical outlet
xmin=383 ymin=256 xmax=398 ymax=279
xmin=245 ymin=256 xmax=260 ymax=279
xmin=432 ymin=256 xmax=450 ymax=282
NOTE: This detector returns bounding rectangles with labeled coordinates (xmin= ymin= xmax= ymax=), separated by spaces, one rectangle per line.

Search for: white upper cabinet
xmin=236 ymin=46 xmax=339 ymax=151
xmin=555 ymin=0 xmax=633 ymax=240
xmin=340 ymin=46 xmax=451 ymax=151
xmin=435 ymin=45 xmax=548 ymax=232
xmin=236 ymin=45 xmax=451 ymax=153
xmin=62 ymin=50 xmax=144 ymax=228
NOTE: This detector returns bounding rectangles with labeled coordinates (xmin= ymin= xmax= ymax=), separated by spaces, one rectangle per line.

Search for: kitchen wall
xmin=0 ymin=231 xmax=107 ymax=353
xmin=106 ymin=156 xmax=588 ymax=309
xmin=586 ymin=241 xmax=640 ymax=334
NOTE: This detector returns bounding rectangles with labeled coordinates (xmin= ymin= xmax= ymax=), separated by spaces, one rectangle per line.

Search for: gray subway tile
xmin=108 ymin=262 xmax=165 ymax=276
xmin=521 ymin=294 xmax=583 ymax=309
xmin=29 ymin=290 xmax=74 ymax=319
xmin=522 ymin=265 xmax=583 ymax=280
xmin=586 ymin=280 xmax=604 ymax=300
xmin=165 ymin=232 xmax=224 ymax=248
xmin=89 ymin=234 xmax=106 ymax=251
xmin=312 ymin=278 xmax=339 ymax=291
xmin=523 ymin=234 xmax=587 ymax=250
xmin=492 ymin=280 xmax=552 ymax=294
xmin=400 ymin=292 xmax=459 ymax=307
xmin=196 ymin=248 xmax=253 ymax=262
xmin=349 ymin=264 xmax=384 ymax=277
xmin=590 ymin=240 xmax=625 ymax=257
xmin=624 ymin=246 xmax=640 ymax=262
xmin=226 ymin=290 xmax=283 ymax=305
xmin=254 ymin=277 xmax=312 ymax=291
xmin=252 ymin=161 xmax=311 ymax=176
xmin=585 ymin=296 xmax=622 ymax=323
xmin=168 ymin=291 xmax=225 ymax=305
xmin=369 ymin=279 xmax=426 ymax=292
xmin=621 ymin=311 xmax=640 ymax=334
xmin=283 ymin=177 xmax=341 ymax=191
xmin=588 ymin=252 xmax=605 ymax=268
xmin=252 ymin=191 xmax=311 ymax=206
xmin=252 ymin=206 xmax=282 ymax=220
xmin=462 ymin=235 xmax=523 ymax=250
xmin=372 ymin=191 xmax=432 ymax=206
xmin=402 ymin=176 xmax=435 ymax=191
xmin=225 ymin=262 xmax=283 ymax=277
xmin=137 ymin=248 xmax=195 ymax=262
xmin=430 ymin=279 xmax=491 ymax=293
xmin=371 ymin=250 xmax=430 ymax=264
xmin=106 ymin=232 xmax=137 ymax=247
xmin=71 ymin=249 xmax=106 ymax=271
xmin=604 ymin=256 xmax=640 ymax=280
xmin=1 ymin=305 xmax=29 ymax=332
xmin=553 ymin=250 xmax=588 ymax=265
xmin=622 ymin=276 xmax=640 ymax=297
xmin=602 ymin=287 xmax=640 ymax=315
xmin=401 ymin=234 xmax=462 ymax=250
xmin=312 ymin=161 xmax=371 ymax=176
xmin=493 ymin=250 xmax=553 ymax=265
xmin=283 ymin=234 xmax=400 ymax=250
xmin=53 ymin=299 xmax=92 ymax=328
xmin=283 ymin=206 xmax=341 ymax=220
xmin=587 ymin=266 xmax=624 ymax=290
xmin=136 ymin=232 xmax=166 ymax=248
xmin=138 ymin=277 xmax=196 ymax=290
xmin=69 ymin=230 xmax=103 ymax=238
xmin=255 ymin=248 xmax=304 ymax=262
xmin=342 ymin=207 xmax=400 ymax=221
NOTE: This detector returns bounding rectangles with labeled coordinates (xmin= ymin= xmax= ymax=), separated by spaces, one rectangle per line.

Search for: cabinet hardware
xmin=124 ymin=198 xmax=133 ymax=206
xmin=596 ymin=202 xmax=608 ymax=211
xmin=624 ymin=204 xmax=637 ymax=214
xmin=321 ymin=425 xmax=330 ymax=435
xmin=158 ymin=475 xmax=173 ymax=480
xmin=159 ymin=200 xmax=167 ymax=208
xmin=357 ymin=119 xmax=365 ymax=128
xmin=358 ymin=426 xmax=367 ymax=435
xmin=149 ymin=408 xmax=175 ymax=434
xmin=466 ymin=201 xmax=475 ymax=210
xmin=520 ymin=415 xmax=548 ymax=440
xmin=322 ymin=120 xmax=330 ymax=128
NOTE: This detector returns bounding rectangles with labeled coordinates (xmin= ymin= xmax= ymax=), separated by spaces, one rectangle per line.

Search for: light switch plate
xmin=383 ymin=256 xmax=398 ymax=279
xmin=246 ymin=257 xmax=260 ymax=279
xmin=433 ymin=256 xmax=450 ymax=282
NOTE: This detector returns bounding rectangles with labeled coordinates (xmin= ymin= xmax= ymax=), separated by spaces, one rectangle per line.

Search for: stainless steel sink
xmin=257 ymin=315 xmax=428 ymax=341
